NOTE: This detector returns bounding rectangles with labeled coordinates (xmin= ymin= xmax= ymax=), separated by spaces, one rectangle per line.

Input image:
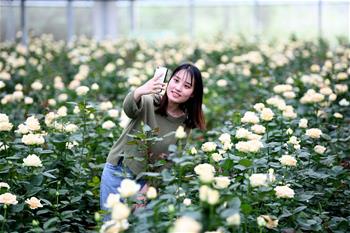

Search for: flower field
xmin=0 ymin=35 xmax=349 ymax=233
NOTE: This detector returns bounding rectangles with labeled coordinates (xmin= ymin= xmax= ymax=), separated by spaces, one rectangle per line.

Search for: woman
xmin=100 ymin=63 xmax=205 ymax=212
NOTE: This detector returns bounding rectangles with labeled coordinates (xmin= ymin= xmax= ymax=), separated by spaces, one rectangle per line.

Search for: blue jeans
xmin=100 ymin=161 xmax=146 ymax=220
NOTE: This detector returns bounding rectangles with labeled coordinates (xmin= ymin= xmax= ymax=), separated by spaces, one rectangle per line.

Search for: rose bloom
xmin=314 ymin=145 xmax=326 ymax=154
xmin=76 ymin=85 xmax=89 ymax=96
xmin=333 ymin=112 xmax=343 ymax=119
xmin=175 ymin=126 xmax=187 ymax=139
xmin=279 ymin=155 xmax=297 ymax=166
xmin=227 ymin=213 xmax=240 ymax=226
xmin=117 ymin=179 xmax=140 ymax=198
xmin=58 ymin=93 xmax=68 ymax=102
xmin=339 ymin=98 xmax=349 ymax=106
xmin=105 ymin=193 xmax=121 ymax=208
xmin=25 ymin=116 xmax=41 ymax=131
xmin=213 ymin=176 xmax=230 ymax=189
xmin=251 ymin=124 xmax=266 ymax=134
xmin=21 ymin=133 xmax=45 ymax=145
xmin=25 ymin=197 xmax=43 ymax=209
xmin=111 ymin=202 xmax=130 ymax=221
xmin=219 ymin=133 xmax=231 ymax=144
xmin=199 ymin=172 xmax=214 ymax=183
xmin=102 ymin=120 xmax=116 ymax=130
xmin=172 ymin=216 xmax=201 ymax=233
xmin=274 ymin=185 xmax=295 ymax=198
xmin=146 ymin=187 xmax=157 ymax=199
xmin=190 ymin=147 xmax=197 ymax=155
xmin=31 ymin=81 xmax=43 ymax=90
xmin=199 ymin=185 xmax=220 ymax=205
xmin=299 ymin=118 xmax=308 ymax=128
xmin=241 ymin=111 xmax=260 ymax=124
xmin=23 ymin=154 xmax=43 ymax=167
xmin=235 ymin=140 xmax=263 ymax=153
xmin=254 ymin=103 xmax=265 ymax=112
xmin=108 ymin=109 xmax=119 ymax=118
xmin=260 ymin=108 xmax=274 ymax=121
xmin=259 ymin=215 xmax=279 ymax=229
xmin=249 ymin=173 xmax=267 ymax=187
xmin=305 ymin=128 xmax=323 ymax=139
xmin=65 ymin=123 xmax=78 ymax=133
xmin=0 ymin=192 xmax=18 ymax=205
xmin=99 ymin=101 xmax=113 ymax=111
xmin=212 ymin=153 xmax=223 ymax=162
xmin=183 ymin=198 xmax=192 ymax=206
xmin=235 ymin=128 xmax=252 ymax=139
xmin=201 ymin=142 xmax=217 ymax=152
xmin=24 ymin=97 xmax=34 ymax=104
xmin=57 ymin=106 xmax=68 ymax=117
xmin=194 ymin=163 xmax=215 ymax=176
xmin=0 ymin=182 xmax=10 ymax=189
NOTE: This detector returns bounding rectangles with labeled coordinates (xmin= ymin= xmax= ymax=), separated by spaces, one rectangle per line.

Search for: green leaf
xmin=239 ymin=159 xmax=252 ymax=167
xmin=293 ymin=206 xmax=307 ymax=214
xmin=43 ymin=217 xmax=59 ymax=229
xmin=43 ymin=171 xmax=56 ymax=179
xmin=241 ymin=203 xmax=252 ymax=214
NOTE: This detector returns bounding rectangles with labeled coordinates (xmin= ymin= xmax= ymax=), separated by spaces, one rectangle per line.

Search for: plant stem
xmin=1 ymin=205 xmax=7 ymax=233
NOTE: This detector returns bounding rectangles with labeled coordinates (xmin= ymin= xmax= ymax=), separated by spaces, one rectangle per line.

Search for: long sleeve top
xmin=106 ymin=90 xmax=190 ymax=175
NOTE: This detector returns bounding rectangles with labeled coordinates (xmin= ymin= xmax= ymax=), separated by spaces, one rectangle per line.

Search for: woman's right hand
xmin=133 ymin=73 xmax=167 ymax=102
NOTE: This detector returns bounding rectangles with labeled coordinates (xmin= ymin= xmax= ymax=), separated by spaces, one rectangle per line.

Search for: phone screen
xmin=155 ymin=66 xmax=168 ymax=83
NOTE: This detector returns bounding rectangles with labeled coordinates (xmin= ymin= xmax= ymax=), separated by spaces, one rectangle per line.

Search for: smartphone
xmin=154 ymin=66 xmax=168 ymax=83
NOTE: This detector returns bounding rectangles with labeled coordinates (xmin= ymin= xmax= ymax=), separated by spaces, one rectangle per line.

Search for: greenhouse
xmin=0 ymin=0 xmax=349 ymax=232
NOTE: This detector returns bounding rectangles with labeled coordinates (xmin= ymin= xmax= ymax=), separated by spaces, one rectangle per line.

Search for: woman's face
xmin=166 ymin=69 xmax=195 ymax=104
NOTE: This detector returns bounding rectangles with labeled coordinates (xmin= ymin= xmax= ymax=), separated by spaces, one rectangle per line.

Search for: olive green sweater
xmin=106 ymin=90 xmax=189 ymax=175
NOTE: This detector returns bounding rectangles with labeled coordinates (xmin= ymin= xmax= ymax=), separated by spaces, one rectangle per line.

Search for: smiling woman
xmin=100 ymin=63 xmax=206 ymax=220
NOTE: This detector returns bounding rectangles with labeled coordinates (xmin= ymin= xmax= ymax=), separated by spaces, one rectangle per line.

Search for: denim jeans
xmin=100 ymin=161 xmax=146 ymax=221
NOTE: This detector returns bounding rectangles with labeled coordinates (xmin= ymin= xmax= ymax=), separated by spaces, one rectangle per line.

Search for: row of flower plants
xmin=0 ymin=34 xmax=349 ymax=232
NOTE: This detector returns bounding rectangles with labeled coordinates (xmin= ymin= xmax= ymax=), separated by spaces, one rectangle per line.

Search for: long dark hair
xmin=156 ymin=63 xmax=206 ymax=130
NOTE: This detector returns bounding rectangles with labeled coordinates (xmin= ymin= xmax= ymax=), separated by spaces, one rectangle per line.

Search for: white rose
xmin=25 ymin=116 xmax=40 ymax=131
xmin=102 ymin=120 xmax=116 ymax=130
xmin=190 ymin=147 xmax=197 ymax=155
xmin=227 ymin=213 xmax=240 ymax=226
xmin=16 ymin=124 xmax=29 ymax=134
xmin=194 ymin=163 xmax=215 ymax=176
xmin=0 ymin=81 xmax=5 ymax=89
xmin=21 ymin=133 xmax=45 ymax=145
xmin=31 ymin=81 xmax=43 ymax=90
xmin=65 ymin=123 xmax=78 ymax=133
xmin=0 ymin=193 xmax=18 ymax=205
xmin=0 ymin=121 xmax=13 ymax=131
xmin=219 ymin=133 xmax=231 ymax=144
xmin=201 ymin=142 xmax=217 ymax=152
xmin=104 ymin=193 xmax=121 ymax=208
xmin=108 ymin=109 xmax=119 ymax=118
xmin=211 ymin=153 xmax=223 ymax=162
xmin=172 ymin=216 xmax=201 ymax=233
xmin=314 ymin=145 xmax=326 ymax=154
xmin=199 ymin=185 xmax=219 ymax=205
xmin=57 ymin=106 xmax=67 ymax=117
xmin=117 ymin=179 xmax=140 ymax=198
xmin=213 ymin=176 xmax=230 ymax=189
xmin=175 ymin=126 xmax=187 ymax=139
xmin=24 ymin=97 xmax=33 ymax=104
xmin=23 ymin=154 xmax=43 ymax=167
xmin=333 ymin=112 xmax=343 ymax=119
xmin=91 ymin=83 xmax=99 ymax=90
xmin=279 ymin=155 xmax=297 ymax=166
xmin=260 ymin=108 xmax=274 ymax=121
xmin=111 ymin=202 xmax=130 ymax=220
xmin=241 ymin=111 xmax=260 ymax=124
xmin=76 ymin=86 xmax=89 ymax=96
xmin=48 ymin=99 xmax=56 ymax=106
xmin=274 ymin=185 xmax=295 ymax=198
xmin=0 ymin=113 xmax=9 ymax=123
xmin=0 ymin=182 xmax=10 ymax=189
xmin=25 ymin=197 xmax=43 ymax=209
xmin=235 ymin=128 xmax=252 ymax=139
xmin=339 ymin=98 xmax=349 ymax=106
xmin=251 ymin=124 xmax=266 ymax=134
xmin=299 ymin=118 xmax=308 ymax=128
xmin=249 ymin=173 xmax=267 ymax=187
xmin=146 ymin=187 xmax=157 ymax=199
xmin=58 ymin=93 xmax=68 ymax=102
xmin=183 ymin=198 xmax=192 ymax=206
xmin=254 ymin=103 xmax=265 ymax=112
xmin=198 ymin=172 xmax=214 ymax=183
xmin=305 ymin=128 xmax=323 ymax=139
xmin=100 ymin=101 xmax=113 ymax=111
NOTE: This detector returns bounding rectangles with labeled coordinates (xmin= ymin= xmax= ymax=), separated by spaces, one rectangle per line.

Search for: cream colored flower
xmin=235 ymin=128 xmax=252 ymax=139
xmin=194 ymin=163 xmax=215 ymax=176
xmin=172 ymin=216 xmax=201 ymax=233
xmin=274 ymin=185 xmax=295 ymax=198
xmin=111 ymin=202 xmax=130 ymax=220
xmin=279 ymin=155 xmax=297 ymax=166
xmin=260 ymin=108 xmax=274 ymax=121
xmin=299 ymin=118 xmax=308 ymax=128
xmin=259 ymin=215 xmax=278 ymax=229
xmin=100 ymin=101 xmax=113 ymax=111
xmin=102 ymin=120 xmax=116 ymax=130
xmin=211 ymin=153 xmax=223 ymax=162
xmin=249 ymin=174 xmax=267 ymax=187
xmin=253 ymin=103 xmax=265 ymax=112
xmin=117 ymin=179 xmax=140 ymax=198
xmin=235 ymin=140 xmax=263 ymax=153
xmin=23 ymin=154 xmax=43 ymax=167
xmin=31 ymin=81 xmax=43 ymax=90
xmin=25 ymin=197 xmax=43 ymax=209
xmin=146 ymin=187 xmax=157 ymax=199
xmin=199 ymin=185 xmax=219 ymax=205
xmin=183 ymin=198 xmax=192 ymax=206
xmin=257 ymin=216 xmax=267 ymax=227
xmin=24 ymin=97 xmax=34 ymax=104
xmin=219 ymin=133 xmax=231 ymax=145
xmin=57 ymin=106 xmax=68 ymax=117
xmin=213 ymin=176 xmax=230 ymax=189
xmin=226 ymin=213 xmax=240 ymax=226
xmin=305 ymin=128 xmax=322 ymax=139
xmin=76 ymin=86 xmax=89 ymax=96
xmin=0 ymin=113 xmax=13 ymax=131
xmin=105 ymin=193 xmax=121 ymax=208
xmin=0 ymin=182 xmax=10 ymax=189
xmin=251 ymin=124 xmax=266 ymax=134
xmin=25 ymin=116 xmax=40 ymax=131
xmin=21 ymin=133 xmax=45 ymax=145
xmin=314 ymin=145 xmax=326 ymax=154
xmin=175 ymin=126 xmax=187 ymax=139
xmin=339 ymin=98 xmax=349 ymax=106
xmin=333 ymin=112 xmax=343 ymax=119
xmin=241 ymin=111 xmax=260 ymax=124
xmin=0 ymin=192 xmax=18 ymax=205
xmin=201 ymin=142 xmax=217 ymax=152
xmin=91 ymin=83 xmax=99 ymax=90
xmin=108 ymin=109 xmax=119 ymax=118
xmin=65 ymin=123 xmax=78 ymax=133
xmin=190 ymin=147 xmax=197 ymax=155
